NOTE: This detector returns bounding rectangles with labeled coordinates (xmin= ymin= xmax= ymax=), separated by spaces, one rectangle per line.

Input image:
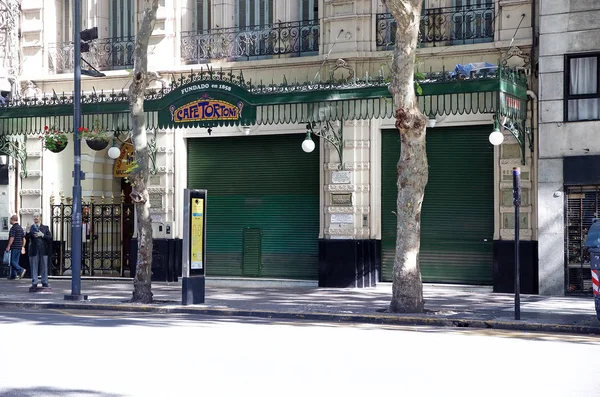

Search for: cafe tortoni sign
xmin=160 ymin=81 xmax=256 ymax=127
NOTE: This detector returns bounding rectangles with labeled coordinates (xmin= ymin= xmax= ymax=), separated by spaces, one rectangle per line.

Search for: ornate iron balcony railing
xmin=48 ymin=36 xmax=135 ymax=74
xmin=181 ymin=19 xmax=319 ymax=64
xmin=376 ymin=3 xmax=495 ymax=50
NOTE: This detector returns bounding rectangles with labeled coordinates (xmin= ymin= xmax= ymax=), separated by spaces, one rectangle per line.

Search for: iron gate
xmin=50 ymin=193 xmax=134 ymax=277
xmin=565 ymin=185 xmax=600 ymax=294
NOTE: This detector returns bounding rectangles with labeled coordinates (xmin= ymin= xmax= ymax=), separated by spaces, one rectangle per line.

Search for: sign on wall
xmin=159 ymin=81 xmax=256 ymax=127
xmin=113 ymin=142 xmax=135 ymax=178
xmin=169 ymin=96 xmax=244 ymax=124
xmin=190 ymin=197 xmax=205 ymax=270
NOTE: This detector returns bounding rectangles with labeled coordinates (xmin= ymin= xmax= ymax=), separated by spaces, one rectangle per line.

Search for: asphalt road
xmin=0 ymin=308 xmax=599 ymax=397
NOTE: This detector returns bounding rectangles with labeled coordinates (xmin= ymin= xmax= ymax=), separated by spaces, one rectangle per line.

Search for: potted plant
xmin=80 ymin=118 xmax=109 ymax=151
xmin=40 ymin=125 xmax=69 ymax=153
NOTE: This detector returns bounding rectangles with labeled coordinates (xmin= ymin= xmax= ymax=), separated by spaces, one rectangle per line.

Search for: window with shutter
xmin=61 ymin=0 xmax=88 ymax=42
xmin=236 ymin=0 xmax=273 ymax=28
xmin=300 ymin=0 xmax=317 ymax=21
xmin=110 ymin=0 xmax=134 ymax=38
xmin=194 ymin=0 xmax=211 ymax=32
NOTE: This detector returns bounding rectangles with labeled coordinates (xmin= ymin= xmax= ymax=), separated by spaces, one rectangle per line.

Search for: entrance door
xmin=381 ymin=125 xmax=494 ymax=284
xmin=235 ymin=0 xmax=274 ymax=58
xmin=565 ymin=185 xmax=600 ymax=294
xmin=109 ymin=0 xmax=135 ymax=68
xmin=451 ymin=0 xmax=494 ymax=44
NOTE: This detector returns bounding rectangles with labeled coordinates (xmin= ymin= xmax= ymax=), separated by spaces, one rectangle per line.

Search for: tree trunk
xmin=384 ymin=0 xmax=428 ymax=313
xmin=129 ymin=0 xmax=159 ymax=303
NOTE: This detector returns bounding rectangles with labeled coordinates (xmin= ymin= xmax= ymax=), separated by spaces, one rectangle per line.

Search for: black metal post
xmin=513 ymin=167 xmax=521 ymax=320
xmin=65 ymin=0 xmax=87 ymax=301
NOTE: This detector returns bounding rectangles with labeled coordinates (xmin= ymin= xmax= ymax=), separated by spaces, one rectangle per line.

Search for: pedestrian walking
xmin=6 ymin=214 xmax=26 ymax=280
xmin=26 ymin=212 xmax=52 ymax=288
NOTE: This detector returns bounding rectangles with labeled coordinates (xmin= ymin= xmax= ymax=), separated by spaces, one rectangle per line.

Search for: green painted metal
xmin=0 ymin=135 xmax=27 ymax=177
xmin=242 ymin=228 xmax=262 ymax=277
xmin=381 ymin=126 xmax=494 ymax=284
xmin=186 ymin=134 xmax=320 ymax=279
xmin=0 ymin=67 xmax=531 ymax=165
xmin=307 ymin=120 xmax=344 ymax=169
xmin=0 ymin=67 xmax=528 ymax=129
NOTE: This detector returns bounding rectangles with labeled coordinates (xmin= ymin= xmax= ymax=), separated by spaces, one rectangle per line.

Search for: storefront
xmin=0 ymin=66 xmax=531 ymax=287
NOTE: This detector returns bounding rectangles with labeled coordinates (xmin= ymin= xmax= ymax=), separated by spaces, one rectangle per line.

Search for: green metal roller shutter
xmin=381 ymin=125 xmax=494 ymax=284
xmin=187 ymin=134 xmax=320 ymax=279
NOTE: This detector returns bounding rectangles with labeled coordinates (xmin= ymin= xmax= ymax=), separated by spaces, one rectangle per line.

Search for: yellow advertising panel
xmin=113 ymin=142 xmax=135 ymax=178
xmin=190 ymin=198 xmax=204 ymax=269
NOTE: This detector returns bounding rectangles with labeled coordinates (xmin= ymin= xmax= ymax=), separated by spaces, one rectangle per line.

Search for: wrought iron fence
xmin=181 ymin=19 xmax=320 ymax=64
xmin=50 ymin=193 xmax=134 ymax=277
xmin=48 ymin=36 xmax=136 ymax=74
xmin=376 ymin=3 xmax=495 ymax=50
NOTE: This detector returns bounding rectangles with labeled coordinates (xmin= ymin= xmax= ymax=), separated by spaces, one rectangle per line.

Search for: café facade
xmin=0 ymin=66 xmax=533 ymax=289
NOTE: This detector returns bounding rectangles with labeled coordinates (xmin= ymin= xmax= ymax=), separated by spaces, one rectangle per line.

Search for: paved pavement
xmin=0 ymin=277 xmax=599 ymax=335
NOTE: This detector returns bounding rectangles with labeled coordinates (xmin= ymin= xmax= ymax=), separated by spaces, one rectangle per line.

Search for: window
xmin=110 ymin=0 xmax=134 ymax=38
xmin=236 ymin=0 xmax=273 ymax=28
xmin=300 ymin=0 xmax=318 ymax=21
xmin=194 ymin=0 xmax=211 ymax=32
xmin=60 ymin=0 xmax=88 ymax=42
xmin=451 ymin=0 xmax=494 ymax=44
xmin=565 ymin=53 xmax=600 ymax=122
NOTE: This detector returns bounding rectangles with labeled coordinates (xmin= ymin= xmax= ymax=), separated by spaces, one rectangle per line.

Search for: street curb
xmin=1 ymin=300 xmax=599 ymax=335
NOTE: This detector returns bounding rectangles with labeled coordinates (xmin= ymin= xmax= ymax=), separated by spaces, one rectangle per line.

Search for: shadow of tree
xmin=0 ymin=387 xmax=120 ymax=397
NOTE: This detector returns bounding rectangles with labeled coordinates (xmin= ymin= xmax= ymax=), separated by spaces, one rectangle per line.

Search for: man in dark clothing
xmin=6 ymin=214 xmax=26 ymax=279
xmin=26 ymin=212 xmax=52 ymax=288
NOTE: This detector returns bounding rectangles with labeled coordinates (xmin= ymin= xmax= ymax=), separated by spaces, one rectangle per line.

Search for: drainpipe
xmin=526 ymin=90 xmax=537 ymax=153
xmin=527 ymin=89 xmax=538 ymax=241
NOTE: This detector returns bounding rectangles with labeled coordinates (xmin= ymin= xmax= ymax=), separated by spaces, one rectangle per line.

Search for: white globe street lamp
xmin=489 ymin=119 xmax=504 ymax=146
xmin=302 ymin=132 xmax=315 ymax=153
xmin=108 ymin=145 xmax=121 ymax=160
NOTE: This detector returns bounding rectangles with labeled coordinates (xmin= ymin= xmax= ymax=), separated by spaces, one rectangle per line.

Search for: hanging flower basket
xmin=80 ymin=118 xmax=109 ymax=151
xmin=48 ymin=141 xmax=68 ymax=153
xmin=86 ymin=138 xmax=109 ymax=151
xmin=40 ymin=126 xmax=69 ymax=153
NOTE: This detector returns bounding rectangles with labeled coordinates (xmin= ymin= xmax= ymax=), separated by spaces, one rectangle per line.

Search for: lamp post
xmin=65 ymin=0 xmax=86 ymax=301
xmin=513 ymin=167 xmax=521 ymax=320
xmin=489 ymin=117 xmax=520 ymax=320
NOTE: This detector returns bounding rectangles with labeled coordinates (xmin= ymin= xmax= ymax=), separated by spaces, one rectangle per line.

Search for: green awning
xmin=0 ymin=67 xmax=530 ymax=165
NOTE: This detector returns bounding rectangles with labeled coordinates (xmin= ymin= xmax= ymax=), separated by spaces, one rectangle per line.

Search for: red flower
xmin=84 ymin=127 xmax=89 ymax=132
xmin=78 ymin=127 xmax=83 ymax=132
xmin=44 ymin=126 xmax=49 ymax=131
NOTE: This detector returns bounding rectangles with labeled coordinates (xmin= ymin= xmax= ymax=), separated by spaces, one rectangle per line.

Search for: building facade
xmin=0 ymin=0 xmax=538 ymax=290
xmin=538 ymin=0 xmax=600 ymax=295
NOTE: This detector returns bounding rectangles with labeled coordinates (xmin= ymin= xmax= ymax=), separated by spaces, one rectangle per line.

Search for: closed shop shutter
xmin=187 ymin=134 xmax=320 ymax=279
xmin=381 ymin=125 xmax=494 ymax=284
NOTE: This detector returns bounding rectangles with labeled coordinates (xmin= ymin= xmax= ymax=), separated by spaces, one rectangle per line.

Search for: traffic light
xmin=80 ymin=27 xmax=98 ymax=53
xmin=80 ymin=27 xmax=98 ymax=42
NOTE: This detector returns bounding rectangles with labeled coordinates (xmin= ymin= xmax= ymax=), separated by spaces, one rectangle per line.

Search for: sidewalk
xmin=1 ymin=278 xmax=599 ymax=335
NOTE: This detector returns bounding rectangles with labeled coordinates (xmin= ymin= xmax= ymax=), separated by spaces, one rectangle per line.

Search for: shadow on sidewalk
xmin=0 ymin=387 xmax=120 ymax=397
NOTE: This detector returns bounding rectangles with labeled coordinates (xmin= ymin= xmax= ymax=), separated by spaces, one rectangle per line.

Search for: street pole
xmin=65 ymin=0 xmax=87 ymax=301
xmin=513 ymin=167 xmax=521 ymax=320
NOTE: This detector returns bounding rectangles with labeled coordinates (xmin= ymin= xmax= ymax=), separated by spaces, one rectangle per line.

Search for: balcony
xmin=376 ymin=3 xmax=495 ymax=51
xmin=181 ymin=19 xmax=319 ymax=64
xmin=48 ymin=36 xmax=135 ymax=74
